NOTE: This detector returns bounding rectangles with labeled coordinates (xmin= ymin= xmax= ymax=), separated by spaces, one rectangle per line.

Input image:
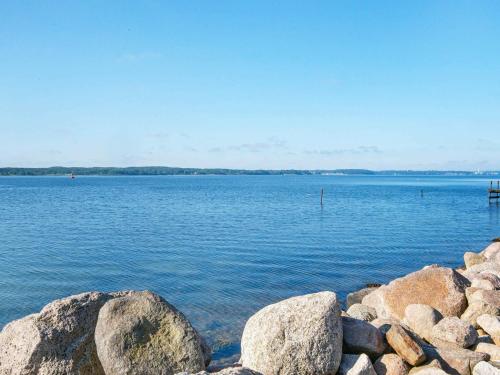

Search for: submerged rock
xmin=362 ymin=266 xmax=469 ymax=320
xmin=94 ymin=291 xmax=211 ymax=375
xmin=0 ymin=291 xmax=114 ymax=375
xmin=430 ymin=317 xmax=478 ymax=349
xmin=240 ymin=291 xmax=343 ymax=375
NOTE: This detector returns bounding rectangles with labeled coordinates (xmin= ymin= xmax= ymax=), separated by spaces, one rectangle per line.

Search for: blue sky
xmin=1 ymin=1 xmax=499 ymax=170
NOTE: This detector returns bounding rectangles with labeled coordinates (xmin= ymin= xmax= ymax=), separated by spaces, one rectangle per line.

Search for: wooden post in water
xmin=320 ymin=188 xmax=324 ymax=206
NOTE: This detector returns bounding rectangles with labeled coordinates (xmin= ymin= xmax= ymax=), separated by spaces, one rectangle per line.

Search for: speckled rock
xmin=348 ymin=287 xmax=379 ymax=308
xmin=373 ymin=354 xmax=409 ymax=375
xmin=0 ymin=291 xmax=116 ymax=375
xmin=240 ymin=291 xmax=343 ymax=375
xmin=472 ymin=361 xmax=500 ymax=375
xmin=362 ymin=267 xmax=469 ymax=320
xmin=343 ymin=317 xmax=386 ymax=359
xmin=474 ymin=343 xmax=500 ymax=361
xmin=95 ymin=291 xmax=211 ymax=375
xmin=386 ymin=324 xmax=426 ymax=366
xmin=338 ymin=354 xmax=377 ymax=375
xmin=477 ymin=315 xmax=500 ymax=345
xmin=347 ymin=304 xmax=378 ymax=321
xmin=465 ymin=253 xmax=487 ymax=269
xmin=430 ymin=317 xmax=478 ymax=349
xmin=403 ymin=304 xmax=443 ymax=342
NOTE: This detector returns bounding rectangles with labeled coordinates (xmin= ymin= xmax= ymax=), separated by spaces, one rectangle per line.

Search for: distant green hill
xmin=0 ymin=167 xmax=498 ymax=176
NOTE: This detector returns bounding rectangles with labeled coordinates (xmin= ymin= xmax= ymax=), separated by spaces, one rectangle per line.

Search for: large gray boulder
xmin=0 ymin=291 xmax=115 ymax=375
xmin=362 ymin=267 xmax=469 ymax=320
xmin=94 ymin=291 xmax=210 ymax=375
xmin=343 ymin=317 xmax=386 ymax=358
xmin=338 ymin=354 xmax=377 ymax=375
xmin=403 ymin=304 xmax=443 ymax=342
xmin=240 ymin=291 xmax=343 ymax=375
xmin=430 ymin=317 xmax=478 ymax=349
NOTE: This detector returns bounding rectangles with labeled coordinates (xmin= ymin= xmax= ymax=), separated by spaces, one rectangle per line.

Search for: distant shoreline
xmin=0 ymin=167 xmax=499 ymax=177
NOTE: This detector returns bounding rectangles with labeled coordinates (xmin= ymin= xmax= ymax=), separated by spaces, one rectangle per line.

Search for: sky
xmin=1 ymin=1 xmax=500 ymax=170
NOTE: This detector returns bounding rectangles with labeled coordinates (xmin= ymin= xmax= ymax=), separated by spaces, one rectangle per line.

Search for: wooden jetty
xmin=489 ymin=180 xmax=500 ymax=203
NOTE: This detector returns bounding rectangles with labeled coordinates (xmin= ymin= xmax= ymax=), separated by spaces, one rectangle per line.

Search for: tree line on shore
xmin=0 ymin=167 xmax=497 ymax=176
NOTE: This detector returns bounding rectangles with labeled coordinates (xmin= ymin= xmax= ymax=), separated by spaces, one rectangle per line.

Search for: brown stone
xmin=386 ymin=324 xmax=426 ymax=366
xmin=362 ymin=267 xmax=469 ymax=320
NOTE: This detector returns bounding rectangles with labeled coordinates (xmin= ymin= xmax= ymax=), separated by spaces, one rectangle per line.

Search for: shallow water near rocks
xmin=0 ymin=175 xmax=498 ymax=363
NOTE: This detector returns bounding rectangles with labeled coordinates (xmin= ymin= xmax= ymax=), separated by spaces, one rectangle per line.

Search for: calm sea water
xmin=0 ymin=175 xmax=499 ymax=362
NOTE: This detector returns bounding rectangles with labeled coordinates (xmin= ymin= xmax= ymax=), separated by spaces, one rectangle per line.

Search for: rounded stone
xmin=240 ymin=291 xmax=343 ymax=375
xmin=95 ymin=291 xmax=211 ymax=375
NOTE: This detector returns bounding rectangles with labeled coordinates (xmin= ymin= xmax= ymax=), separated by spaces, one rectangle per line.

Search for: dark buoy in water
xmin=320 ymin=188 xmax=324 ymax=206
xmin=420 ymin=189 xmax=424 ymax=197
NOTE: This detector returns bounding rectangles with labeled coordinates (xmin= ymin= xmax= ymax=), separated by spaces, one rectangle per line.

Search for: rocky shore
xmin=2 ymin=240 xmax=500 ymax=375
